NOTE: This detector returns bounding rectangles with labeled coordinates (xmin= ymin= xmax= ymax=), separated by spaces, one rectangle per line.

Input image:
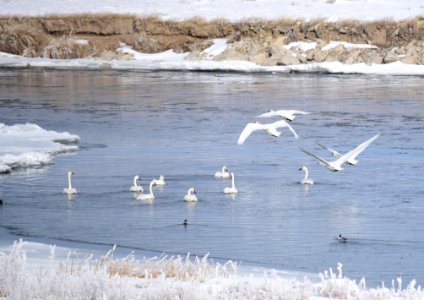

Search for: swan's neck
xmin=68 ymin=172 xmax=73 ymax=189
xmin=188 ymin=189 xmax=192 ymax=196
xmin=222 ymin=167 xmax=226 ymax=173
xmin=303 ymin=168 xmax=309 ymax=181
xmin=149 ymin=182 xmax=154 ymax=195
xmin=133 ymin=177 xmax=139 ymax=187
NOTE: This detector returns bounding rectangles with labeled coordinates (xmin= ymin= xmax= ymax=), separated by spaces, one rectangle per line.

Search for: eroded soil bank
xmin=1 ymin=14 xmax=424 ymax=65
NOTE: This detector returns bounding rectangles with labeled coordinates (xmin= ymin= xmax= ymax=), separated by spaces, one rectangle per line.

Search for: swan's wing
xmin=286 ymin=110 xmax=310 ymax=115
xmin=334 ymin=134 xmax=380 ymax=166
xmin=256 ymin=111 xmax=278 ymax=118
xmin=237 ymin=122 xmax=265 ymax=145
xmin=300 ymin=148 xmax=330 ymax=166
xmin=272 ymin=120 xmax=299 ymax=138
xmin=316 ymin=142 xmax=342 ymax=157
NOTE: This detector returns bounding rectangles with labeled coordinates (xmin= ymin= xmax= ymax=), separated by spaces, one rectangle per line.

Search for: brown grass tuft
xmin=0 ymin=25 xmax=49 ymax=56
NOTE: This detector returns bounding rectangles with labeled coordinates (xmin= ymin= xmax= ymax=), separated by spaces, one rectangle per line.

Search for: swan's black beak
xmin=298 ymin=167 xmax=302 ymax=171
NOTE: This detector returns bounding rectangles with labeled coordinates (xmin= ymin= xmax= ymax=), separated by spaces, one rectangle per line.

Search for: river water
xmin=0 ymin=69 xmax=423 ymax=287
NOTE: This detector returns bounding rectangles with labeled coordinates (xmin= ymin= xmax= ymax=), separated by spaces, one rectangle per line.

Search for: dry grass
xmin=0 ymin=25 xmax=49 ymax=56
xmin=1 ymin=14 xmax=423 ymax=58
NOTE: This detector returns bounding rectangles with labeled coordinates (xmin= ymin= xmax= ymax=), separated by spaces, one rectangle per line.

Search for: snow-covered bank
xmin=0 ymin=0 xmax=423 ymax=22
xmin=2 ymin=49 xmax=424 ymax=76
xmin=0 ymin=239 xmax=422 ymax=299
xmin=0 ymin=123 xmax=79 ymax=174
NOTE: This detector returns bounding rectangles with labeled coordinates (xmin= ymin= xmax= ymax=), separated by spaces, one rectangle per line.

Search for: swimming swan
xmin=224 ymin=172 xmax=238 ymax=194
xmin=257 ymin=109 xmax=310 ymax=121
xmin=130 ymin=175 xmax=143 ymax=192
xmin=184 ymin=188 xmax=198 ymax=202
xmin=300 ymin=134 xmax=379 ymax=172
xmin=237 ymin=120 xmax=299 ymax=145
xmin=63 ymin=171 xmax=77 ymax=195
xmin=299 ymin=166 xmax=314 ymax=185
xmin=153 ymin=175 xmax=166 ymax=186
xmin=136 ymin=179 xmax=156 ymax=201
xmin=215 ymin=165 xmax=230 ymax=179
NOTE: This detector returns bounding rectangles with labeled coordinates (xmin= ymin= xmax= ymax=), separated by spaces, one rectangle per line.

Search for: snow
xmin=0 ymin=239 xmax=423 ymax=299
xmin=0 ymin=0 xmax=423 ymax=22
xmin=321 ymin=41 xmax=378 ymax=51
xmin=2 ymin=47 xmax=424 ymax=75
xmin=0 ymin=123 xmax=79 ymax=173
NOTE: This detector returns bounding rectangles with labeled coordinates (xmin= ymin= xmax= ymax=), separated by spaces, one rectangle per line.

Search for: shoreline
xmin=1 ymin=14 xmax=424 ymax=74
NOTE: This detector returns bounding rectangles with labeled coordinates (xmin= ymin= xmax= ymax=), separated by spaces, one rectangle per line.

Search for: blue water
xmin=0 ymin=69 xmax=424 ymax=287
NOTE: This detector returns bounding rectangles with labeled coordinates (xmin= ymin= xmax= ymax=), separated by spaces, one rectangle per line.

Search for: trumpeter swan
xmin=215 ymin=165 xmax=230 ymax=179
xmin=130 ymin=175 xmax=143 ymax=192
xmin=224 ymin=172 xmax=238 ymax=194
xmin=299 ymin=166 xmax=314 ymax=185
xmin=300 ymin=134 xmax=379 ymax=172
xmin=136 ymin=179 xmax=156 ymax=201
xmin=257 ymin=109 xmax=310 ymax=121
xmin=153 ymin=175 xmax=166 ymax=186
xmin=237 ymin=120 xmax=299 ymax=145
xmin=63 ymin=171 xmax=77 ymax=195
xmin=316 ymin=134 xmax=380 ymax=166
xmin=184 ymin=188 xmax=198 ymax=202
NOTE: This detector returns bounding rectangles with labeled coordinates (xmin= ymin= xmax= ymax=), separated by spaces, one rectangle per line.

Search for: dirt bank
xmin=1 ymin=14 xmax=423 ymax=64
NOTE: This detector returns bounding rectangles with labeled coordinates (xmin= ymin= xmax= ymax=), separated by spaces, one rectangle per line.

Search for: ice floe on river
xmin=0 ymin=123 xmax=79 ymax=173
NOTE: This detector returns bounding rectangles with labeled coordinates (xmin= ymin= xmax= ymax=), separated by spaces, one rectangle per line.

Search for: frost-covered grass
xmin=1 ymin=240 xmax=423 ymax=299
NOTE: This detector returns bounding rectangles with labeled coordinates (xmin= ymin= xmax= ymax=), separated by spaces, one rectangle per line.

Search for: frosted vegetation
xmin=0 ymin=123 xmax=79 ymax=174
xmin=0 ymin=240 xmax=423 ymax=299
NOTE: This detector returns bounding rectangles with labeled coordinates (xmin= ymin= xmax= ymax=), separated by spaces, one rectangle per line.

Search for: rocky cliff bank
xmin=1 ymin=14 xmax=424 ymax=65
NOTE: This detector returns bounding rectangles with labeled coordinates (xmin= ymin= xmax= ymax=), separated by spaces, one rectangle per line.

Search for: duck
xmin=136 ymin=179 xmax=156 ymax=201
xmin=300 ymin=134 xmax=380 ymax=172
xmin=338 ymin=234 xmax=347 ymax=243
xmin=184 ymin=188 xmax=198 ymax=202
xmin=153 ymin=175 xmax=166 ymax=186
xmin=130 ymin=175 xmax=143 ymax=193
xmin=214 ymin=165 xmax=230 ymax=179
xmin=223 ymin=172 xmax=238 ymax=194
xmin=237 ymin=120 xmax=299 ymax=145
xmin=63 ymin=171 xmax=77 ymax=195
xmin=257 ymin=109 xmax=310 ymax=121
xmin=299 ymin=166 xmax=314 ymax=185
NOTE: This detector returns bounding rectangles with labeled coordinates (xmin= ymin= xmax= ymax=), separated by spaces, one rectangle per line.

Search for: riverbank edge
xmin=1 ymin=14 xmax=424 ymax=67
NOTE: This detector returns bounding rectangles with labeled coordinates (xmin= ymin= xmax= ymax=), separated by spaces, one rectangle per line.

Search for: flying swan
xmin=257 ymin=109 xmax=310 ymax=121
xmin=63 ymin=171 xmax=77 ymax=195
xmin=130 ymin=175 xmax=143 ymax=192
xmin=299 ymin=166 xmax=314 ymax=185
xmin=136 ymin=179 xmax=157 ymax=201
xmin=215 ymin=165 xmax=230 ymax=179
xmin=300 ymin=134 xmax=379 ymax=172
xmin=184 ymin=187 xmax=198 ymax=202
xmin=237 ymin=120 xmax=299 ymax=145
xmin=223 ymin=172 xmax=238 ymax=194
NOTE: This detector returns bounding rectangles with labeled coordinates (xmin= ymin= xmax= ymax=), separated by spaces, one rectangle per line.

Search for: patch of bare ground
xmin=0 ymin=14 xmax=423 ymax=64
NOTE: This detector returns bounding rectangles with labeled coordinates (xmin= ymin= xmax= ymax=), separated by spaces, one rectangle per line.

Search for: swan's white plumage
xmin=130 ymin=175 xmax=143 ymax=192
xmin=63 ymin=171 xmax=77 ymax=195
xmin=136 ymin=179 xmax=156 ymax=200
xmin=299 ymin=166 xmax=314 ymax=185
xmin=223 ymin=172 xmax=238 ymax=194
xmin=257 ymin=109 xmax=310 ymax=121
xmin=215 ymin=165 xmax=230 ymax=179
xmin=153 ymin=175 xmax=165 ymax=186
xmin=184 ymin=187 xmax=198 ymax=202
xmin=237 ymin=120 xmax=299 ymax=145
xmin=301 ymin=134 xmax=380 ymax=172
